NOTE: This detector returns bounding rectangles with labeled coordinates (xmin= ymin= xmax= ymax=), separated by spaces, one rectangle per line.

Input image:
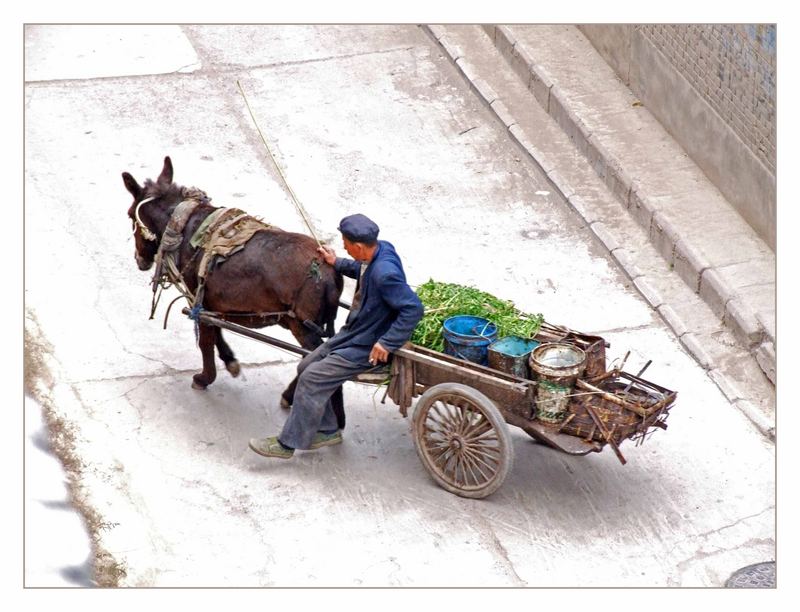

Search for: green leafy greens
xmin=410 ymin=279 xmax=544 ymax=352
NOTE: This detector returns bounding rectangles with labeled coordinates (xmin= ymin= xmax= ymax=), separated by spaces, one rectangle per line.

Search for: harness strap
xmin=151 ymin=199 xmax=203 ymax=293
xmin=149 ymin=199 xmax=298 ymax=328
xmin=149 ymin=199 xmax=204 ymax=319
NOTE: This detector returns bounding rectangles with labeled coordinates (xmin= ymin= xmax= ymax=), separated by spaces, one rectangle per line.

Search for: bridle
xmin=133 ymin=196 xmax=158 ymax=242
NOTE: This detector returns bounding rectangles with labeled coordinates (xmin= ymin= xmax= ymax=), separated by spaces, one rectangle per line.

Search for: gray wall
xmin=579 ymin=24 xmax=776 ymax=251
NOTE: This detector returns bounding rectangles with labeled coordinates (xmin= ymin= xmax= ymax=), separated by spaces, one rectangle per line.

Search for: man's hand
xmin=368 ymin=342 xmax=389 ymax=366
xmin=317 ymin=245 xmax=337 ymax=266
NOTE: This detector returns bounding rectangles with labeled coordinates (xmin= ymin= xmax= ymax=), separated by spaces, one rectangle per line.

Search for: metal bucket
xmin=529 ymin=342 xmax=587 ymax=423
xmin=442 ymin=315 xmax=498 ymax=366
xmin=488 ymin=336 xmax=540 ymax=378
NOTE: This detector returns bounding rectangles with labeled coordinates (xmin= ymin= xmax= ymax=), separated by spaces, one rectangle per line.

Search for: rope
xmin=188 ymin=303 xmax=204 ymax=320
xmin=188 ymin=303 xmax=203 ymax=343
xmin=236 ymin=80 xmax=323 ymax=247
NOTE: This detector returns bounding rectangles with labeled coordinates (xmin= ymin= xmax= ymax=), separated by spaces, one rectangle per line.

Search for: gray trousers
xmin=278 ymin=343 xmax=367 ymax=450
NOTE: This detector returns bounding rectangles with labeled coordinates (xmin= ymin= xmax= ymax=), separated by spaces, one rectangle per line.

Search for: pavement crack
xmin=667 ymin=506 xmax=775 ymax=561
xmin=202 ymin=45 xmax=418 ymax=74
xmin=591 ymin=322 xmax=655 ymax=335
xmin=476 ymin=515 xmax=526 ymax=586
xmin=69 ymin=369 xmax=198 ymax=386
xmin=695 ymin=507 xmax=775 ymax=541
xmin=671 ymin=536 xmax=774 ymax=584
xmin=66 ymin=357 xmax=292 ymax=387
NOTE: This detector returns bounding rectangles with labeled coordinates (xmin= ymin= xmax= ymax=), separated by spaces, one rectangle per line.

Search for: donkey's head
xmin=122 ymin=156 xmax=182 ymax=270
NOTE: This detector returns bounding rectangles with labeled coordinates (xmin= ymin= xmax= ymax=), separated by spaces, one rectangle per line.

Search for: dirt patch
xmin=25 ymin=313 xmax=128 ymax=587
xmin=24 ymin=318 xmax=53 ymax=397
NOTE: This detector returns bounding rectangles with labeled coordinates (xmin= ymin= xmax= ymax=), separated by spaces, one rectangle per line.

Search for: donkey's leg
xmin=281 ymin=318 xmax=323 ymax=409
xmin=215 ymin=328 xmax=240 ymax=378
xmin=192 ymin=323 xmax=218 ymax=390
xmin=331 ymin=386 xmax=345 ymax=430
xmin=282 ymin=372 xmax=345 ymax=429
xmin=282 ymin=319 xmax=346 ymax=428
xmin=280 ymin=376 xmax=297 ymax=410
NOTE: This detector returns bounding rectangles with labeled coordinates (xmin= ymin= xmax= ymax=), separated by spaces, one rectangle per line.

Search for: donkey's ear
xmin=157 ymin=156 xmax=174 ymax=185
xmin=122 ymin=172 xmax=142 ymax=199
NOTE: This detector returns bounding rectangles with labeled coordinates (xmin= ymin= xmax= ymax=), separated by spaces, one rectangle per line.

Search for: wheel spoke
xmin=463 ymin=445 xmax=500 ymax=474
xmin=429 ymin=402 xmax=460 ymax=433
xmin=427 ymin=439 xmax=451 ymax=457
xmin=450 ymin=451 xmax=465 ymax=484
xmin=426 ymin=442 xmax=450 ymax=458
xmin=470 ymin=438 xmax=502 ymax=454
xmin=462 ymin=417 xmax=492 ymax=440
xmin=438 ymin=400 xmax=464 ymax=431
xmin=441 ymin=453 xmax=458 ymax=481
xmin=424 ymin=414 xmax=452 ymax=436
xmin=460 ymin=449 xmax=489 ymax=485
xmin=456 ymin=452 xmax=474 ymax=486
xmin=460 ymin=406 xmax=481 ymax=435
xmin=425 ymin=404 xmax=451 ymax=428
xmin=431 ymin=445 xmax=453 ymax=467
xmin=457 ymin=451 xmax=476 ymax=486
xmin=454 ymin=404 xmax=472 ymax=435
xmin=464 ymin=426 xmax=498 ymax=443
xmin=423 ymin=424 xmax=448 ymax=441
xmin=464 ymin=439 xmax=500 ymax=461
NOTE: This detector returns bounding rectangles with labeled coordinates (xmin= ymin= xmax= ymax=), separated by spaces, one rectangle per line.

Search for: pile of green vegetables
xmin=410 ymin=279 xmax=544 ymax=352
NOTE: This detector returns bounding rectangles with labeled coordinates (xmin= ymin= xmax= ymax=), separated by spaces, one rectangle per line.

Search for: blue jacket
xmin=326 ymin=240 xmax=424 ymax=365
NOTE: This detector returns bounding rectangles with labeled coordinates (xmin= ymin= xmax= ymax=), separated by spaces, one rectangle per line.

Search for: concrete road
xmin=24 ymin=25 xmax=775 ymax=587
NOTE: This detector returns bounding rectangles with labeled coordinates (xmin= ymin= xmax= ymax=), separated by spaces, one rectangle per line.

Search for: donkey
xmin=123 ymin=156 xmax=345 ymax=425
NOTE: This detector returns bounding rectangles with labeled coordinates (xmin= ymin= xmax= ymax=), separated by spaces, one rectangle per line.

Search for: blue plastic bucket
xmin=442 ymin=315 xmax=498 ymax=365
xmin=488 ymin=336 xmax=540 ymax=378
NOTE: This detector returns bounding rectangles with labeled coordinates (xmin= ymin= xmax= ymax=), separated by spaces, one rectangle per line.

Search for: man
xmin=249 ymin=213 xmax=424 ymax=459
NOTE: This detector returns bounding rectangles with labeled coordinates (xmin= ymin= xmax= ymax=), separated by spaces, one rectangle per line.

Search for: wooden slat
xmin=503 ymin=411 xmax=603 ymax=455
xmin=394 ymin=346 xmax=530 ymax=395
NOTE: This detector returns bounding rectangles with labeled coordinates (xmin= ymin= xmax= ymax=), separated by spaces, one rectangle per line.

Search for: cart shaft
xmin=181 ymin=308 xmax=310 ymax=357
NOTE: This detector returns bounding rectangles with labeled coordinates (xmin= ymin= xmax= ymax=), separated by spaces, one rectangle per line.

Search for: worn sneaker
xmin=309 ymin=430 xmax=343 ymax=449
xmin=248 ymin=436 xmax=294 ymax=459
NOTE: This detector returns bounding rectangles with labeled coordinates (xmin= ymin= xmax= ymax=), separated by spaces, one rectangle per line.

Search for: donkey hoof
xmin=192 ymin=375 xmax=208 ymax=390
xmin=226 ymin=360 xmax=241 ymax=378
xmin=280 ymin=397 xmax=291 ymax=410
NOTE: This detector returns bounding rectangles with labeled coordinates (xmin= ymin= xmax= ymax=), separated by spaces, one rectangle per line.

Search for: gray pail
xmin=529 ymin=342 xmax=587 ymax=423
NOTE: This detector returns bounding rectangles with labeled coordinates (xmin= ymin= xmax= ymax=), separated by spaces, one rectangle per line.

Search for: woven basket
xmin=558 ymin=372 xmax=676 ymax=445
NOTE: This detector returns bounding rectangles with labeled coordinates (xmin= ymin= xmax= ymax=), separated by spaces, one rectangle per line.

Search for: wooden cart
xmin=186 ymin=308 xmax=677 ymax=499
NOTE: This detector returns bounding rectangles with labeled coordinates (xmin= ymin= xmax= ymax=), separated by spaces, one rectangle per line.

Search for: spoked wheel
xmin=412 ymin=383 xmax=513 ymax=499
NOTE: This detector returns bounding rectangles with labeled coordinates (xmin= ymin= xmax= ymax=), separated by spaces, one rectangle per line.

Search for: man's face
xmin=342 ymin=237 xmax=366 ymax=261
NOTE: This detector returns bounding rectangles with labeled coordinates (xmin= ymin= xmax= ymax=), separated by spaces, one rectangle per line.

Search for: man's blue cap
xmin=338 ymin=213 xmax=380 ymax=243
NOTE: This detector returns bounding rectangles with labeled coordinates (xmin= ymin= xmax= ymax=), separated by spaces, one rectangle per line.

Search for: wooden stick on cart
xmin=576 ymin=379 xmax=651 ymax=418
xmin=583 ymin=402 xmax=627 ymax=465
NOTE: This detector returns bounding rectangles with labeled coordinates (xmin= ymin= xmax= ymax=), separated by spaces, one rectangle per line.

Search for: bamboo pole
xmin=236 ymin=80 xmax=323 ymax=247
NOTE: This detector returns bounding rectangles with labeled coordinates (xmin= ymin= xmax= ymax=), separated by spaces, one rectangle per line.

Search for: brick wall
xmin=638 ymin=24 xmax=776 ymax=175
xmin=580 ymin=23 xmax=776 ymax=248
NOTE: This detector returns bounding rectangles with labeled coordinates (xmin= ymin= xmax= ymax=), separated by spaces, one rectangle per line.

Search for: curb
xmin=421 ymin=24 xmax=775 ymax=440
xmin=489 ymin=24 xmax=774 ymax=382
